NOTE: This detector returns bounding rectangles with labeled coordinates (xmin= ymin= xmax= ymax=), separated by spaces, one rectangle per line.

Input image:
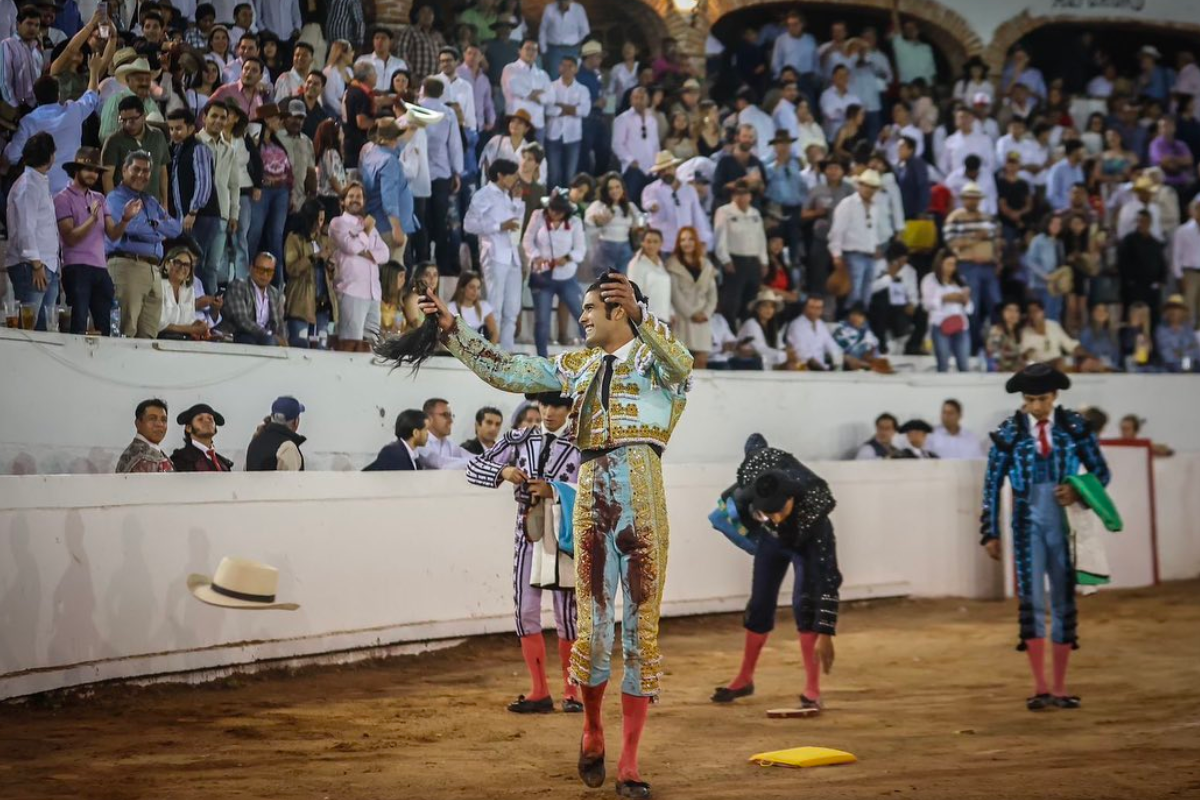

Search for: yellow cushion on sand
xmin=749 ymin=746 xmax=857 ymax=768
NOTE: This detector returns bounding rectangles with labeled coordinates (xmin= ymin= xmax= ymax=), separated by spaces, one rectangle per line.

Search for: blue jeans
xmin=595 ymin=239 xmax=633 ymax=275
xmin=62 ymin=264 xmax=114 ymax=335
xmin=1028 ymin=483 xmax=1072 ymax=643
xmin=958 ymin=260 xmax=1001 ymax=353
xmin=845 ymin=251 xmax=876 ymax=310
xmin=233 ymin=193 xmax=253 ymax=280
xmin=546 ymin=138 xmax=581 ymax=190
xmin=542 ymin=44 xmax=579 ymax=80
xmin=623 ymin=166 xmax=650 ymax=206
xmin=931 ymin=325 xmax=971 ymax=372
xmin=191 ymin=214 xmax=225 ymax=293
xmin=286 ymin=318 xmax=311 ymax=348
xmin=247 ymin=187 xmax=288 ymax=285
xmin=1031 ymin=285 xmax=1063 ymax=323
xmin=530 ymin=272 xmax=584 ymax=356
xmin=8 ymin=262 xmax=61 ymax=331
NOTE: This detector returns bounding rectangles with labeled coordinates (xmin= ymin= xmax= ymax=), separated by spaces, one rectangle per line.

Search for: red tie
xmin=1037 ymin=420 xmax=1051 ymax=457
xmin=207 ymin=448 xmax=222 ymax=471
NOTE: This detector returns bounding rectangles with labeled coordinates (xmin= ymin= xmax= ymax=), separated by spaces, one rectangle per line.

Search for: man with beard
xmin=166 ymin=109 xmax=221 ymax=278
xmin=296 ymin=71 xmax=330 ymax=139
xmin=196 ymin=101 xmax=240 ymax=292
xmin=279 ymin=98 xmax=317 ymax=213
xmin=329 ymin=181 xmax=390 ymax=351
xmin=105 ymin=150 xmax=183 ymax=337
xmin=642 ymin=151 xmax=712 ymax=253
xmin=273 ymin=40 xmax=314 ymax=101
xmin=171 ymin=403 xmax=234 ymax=471
xmin=116 ymin=398 xmax=175 ymax=473
xmin=55 ymin=147 xmax=136 ymax=335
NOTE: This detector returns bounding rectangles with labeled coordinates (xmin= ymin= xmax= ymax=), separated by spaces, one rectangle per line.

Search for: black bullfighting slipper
xmin=507 ymin=695 xmax=554 ymax=714
xmin=578 ymin=737 xmax=606 ymax=788
xmin=711 ymin=683 xmax=754 ymax=703
xmin=1052 ymin=695 xmax=1082 ymax=709
xmin=615 ymin=780 xmax=652 ymax=798
xmin=1026 ymin=693 xmax=1054 ymax=711
xmin=799 ymin=694 xmax=822 ymax=711
xmin=562 ymin=698 xmax=584 ymax=713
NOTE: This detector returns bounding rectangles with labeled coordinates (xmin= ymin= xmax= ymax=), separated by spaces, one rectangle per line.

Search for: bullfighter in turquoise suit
xmin=412 ymin=272 xmax=691 ymax=800
xmin=981 ymin=363 xmax=1110 ymax=712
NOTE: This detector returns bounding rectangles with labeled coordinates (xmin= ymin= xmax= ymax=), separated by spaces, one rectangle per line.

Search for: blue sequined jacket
xmin=980 ymin=406 xmax=1110 ymax=544
xmin=442 ymin=311 xmax=693 ymax=451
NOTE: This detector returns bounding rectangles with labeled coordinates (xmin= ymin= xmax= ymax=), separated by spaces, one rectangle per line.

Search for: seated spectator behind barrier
xmin=784 ymin=294 xmax=841 ymax=371
xmin=707 ymin=312 xmax=760 ymax=371
xmin=447 ymin=270 xmax=498 ymax=342
xmin=1020 ymin=299 xmax=1097 ymax=371
xmin=736 ymin=290 xmax=787 ymax=370
xmin=832 ymin=303 xmax=883 ymax=371
xmin=897 ymin=419 xmax=937 ymax=459
xmin=927 ymin=399 xmax=985 ymax=460
xmin=986 ymin=300 xmax=1026 ymax=373
xmin=1078 ymin=304 xmax=1121 ymax=370
xmin=855 ymin=412 xmax=901 ymax=460
xmin=157 ymin=239 xmax=213 ymax=341
xmin=462 ymin=406 xmax=504 ymax=455
xmin=1119 ymin=301 xmax=1158 ymax=372
xmin=246 ymin=396 xmax=307 ymax=471
xmin=223 ymin=253 xmax=288 ymax=345
xmin=171 ymin=403 xmax=234 ymax=472
xmin=1118 ymin=413 xmax=1175 ymax=457
xmin=1155 ymin=294 xmax=1200 ymax=372
xmin=116 ymin=398 xmax=175 ymax=473
xmin=417 ymin=398 xmax=472 ymax=469
xmin=364 ymin=409 xmax=430 ymax=470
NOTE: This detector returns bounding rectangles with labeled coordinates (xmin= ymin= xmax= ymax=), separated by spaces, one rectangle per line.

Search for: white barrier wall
xmin=3 ymin=331 xmax=1198 ymax=474
xmin=3 ymin=454 xmax=1197 ymax=701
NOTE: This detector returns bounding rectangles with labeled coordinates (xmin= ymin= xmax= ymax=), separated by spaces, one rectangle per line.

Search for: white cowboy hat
xmin=960 ymin=181 xmax=984 ymax=198
xmin=580 ymin=40 xmax=603 ymax=58
xmin=856 ymin=168 xmax=882 ymax=188
xmin=648 ymin=151 xmax=683 ymax=174
xmin=115 ymin=57 xmax=153 ymax=78
xmin=404 ymin=103 xmax=445 ymax=128
xmin=188 ymin=557 xmax=300 ymax=610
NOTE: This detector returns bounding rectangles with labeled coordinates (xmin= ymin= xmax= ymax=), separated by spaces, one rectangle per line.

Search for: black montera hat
xmin=1005 ymin=362 xmax=1071 ymax=395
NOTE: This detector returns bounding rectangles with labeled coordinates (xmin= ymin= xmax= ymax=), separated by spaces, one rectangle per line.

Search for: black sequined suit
xmin=726 ymin=435 xmax=842 ymax=635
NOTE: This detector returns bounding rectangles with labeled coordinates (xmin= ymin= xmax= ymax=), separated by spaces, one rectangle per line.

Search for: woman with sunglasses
xmin=710 ymin=434 xmax=842 ymax=716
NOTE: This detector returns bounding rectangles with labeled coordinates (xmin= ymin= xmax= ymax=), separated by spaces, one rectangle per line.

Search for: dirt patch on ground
xmin=3 ymin=581 xmax=1199 ymax=800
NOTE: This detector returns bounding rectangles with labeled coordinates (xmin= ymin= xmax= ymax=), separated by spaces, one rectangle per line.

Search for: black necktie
xmin=537 ymin=433 xmax=557 ymax=476
xmin=600 ymin=354 xmax=617 ymax=410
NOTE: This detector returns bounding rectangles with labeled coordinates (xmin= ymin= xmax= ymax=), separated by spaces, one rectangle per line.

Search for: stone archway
xmin=987 ymin=11 xmax=1200 ymax=73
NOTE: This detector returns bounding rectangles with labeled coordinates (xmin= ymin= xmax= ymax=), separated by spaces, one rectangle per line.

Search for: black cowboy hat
xmin=63 ymin=146 xmax=112 ymax=175
xmin=176 ymin=403 xmax=226 ymax=427
xmin=1005 ymin=362 xmax=1071 ymax=395
xmin=898 ymin=419 xmax=933 ymax=435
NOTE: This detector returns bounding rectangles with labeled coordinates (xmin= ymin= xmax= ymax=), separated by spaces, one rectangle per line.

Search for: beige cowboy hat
xmin=111 ymin=46 xmax=139 ymax=72
xmin=404 ymin=102 xmax=445 ymax=128
xmin=1046 ymin=266 xmax=1075 ymax=297
xmin=580 ymin=40 xmax=603 ymax=58
xmin=188 ymin=557 xmax=300 ymax=610
xmin=1164 ymin=293 xmax=1188 ymax=311
xmin=1133 ymin=174 xmax=1155 ymax=192
xmin=115 ymin=57 xmax=153 ymax=78
xmin=960 ymin=181 xmax=985 ymax=198
xmin=748 ymin=287 xmax=786 ymax=313
xmin=856 ymin=168 xmax=882 ymax=188
xmin=648 ymin=151 xmax=683 ymax=174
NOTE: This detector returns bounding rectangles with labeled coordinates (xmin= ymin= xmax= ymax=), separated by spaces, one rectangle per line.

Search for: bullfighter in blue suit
xmin=981 ymin=363 xmax=1110 ymax=711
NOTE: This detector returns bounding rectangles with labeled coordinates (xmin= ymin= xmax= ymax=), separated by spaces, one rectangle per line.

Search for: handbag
xmin=939 ymin=314 xmax=966 ymax=336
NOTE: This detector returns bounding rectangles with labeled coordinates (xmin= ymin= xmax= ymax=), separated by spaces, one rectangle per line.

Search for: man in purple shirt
xmin=55 ymin=147 xmax=138 ymax=335
xmin=459 ymin=44 xmax=496 ymax=136
xmin=1149 ymin=116 xmax=1194 ymax=194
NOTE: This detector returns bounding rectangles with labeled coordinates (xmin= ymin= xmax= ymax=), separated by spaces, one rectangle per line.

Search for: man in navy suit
xmin=894 ymin=135 xmax=930 ymax=221
xmin=364 ymin=409 xmax=429 ymax=470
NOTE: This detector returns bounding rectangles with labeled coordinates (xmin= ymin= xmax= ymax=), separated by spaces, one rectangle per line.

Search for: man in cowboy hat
xmin=764 ymin=129 xmax=806 ymax=271
xmin=1155 ymin=294 xmax=1200 ymax=372
xmin=715 ymin=179 xmax=768 ymax=327
xmin=943 ymin=179 xmax=1000 ymax=353
xmin=99 ymin=56 xmax=156 ymax=140
xmin=54 ymin=147 xmax=128 ymax=335
xmin=101 ymin=94 xmax=171 ymax=204
xmin=828 ymin=167 xmax=882 ymax=310
xmin=642 ymin=150 xmax=711 ymax=253
xmin=575 ymin=39 xmax=606 ymax=173
xmin=171 ymin=403 xmax=234 ymax=471
xmin=116 ymin=398 xmax=175 ymax=473
xmin=981 ymin=363 xmax=1110 ymax=711
xmin=1115 ymin=172 xmax=1164 ymax=242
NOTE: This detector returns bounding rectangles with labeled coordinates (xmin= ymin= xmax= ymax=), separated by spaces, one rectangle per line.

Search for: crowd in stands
xmin=4 ymin=1 xmax=1200 ymax=373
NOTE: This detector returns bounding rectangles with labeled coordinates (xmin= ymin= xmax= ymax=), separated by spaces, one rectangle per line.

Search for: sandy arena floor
xmin=2 ymin=581 xmax=1199 ymax=800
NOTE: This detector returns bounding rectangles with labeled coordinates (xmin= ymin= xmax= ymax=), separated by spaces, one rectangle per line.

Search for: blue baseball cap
xmin=271 ymin=396 xmax=305 ymax=420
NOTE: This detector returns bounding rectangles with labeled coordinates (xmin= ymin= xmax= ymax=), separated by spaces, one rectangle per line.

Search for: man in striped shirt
xmin=943 ymin=182 xmax=1000 ymax=354
xmin=0 ymin=5 xmax=45 ymax=110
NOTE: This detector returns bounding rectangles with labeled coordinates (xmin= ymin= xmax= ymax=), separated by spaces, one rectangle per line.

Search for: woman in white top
xmin=206 ymin=26 xmax=234 ymax=77
xmin=322 ymin=39 xmax=354 ymax=120
xmin=607 ymin=42 xmax=639 ymax=110
xmin=626 ymin=228 xmax=672 ymax=322
xmin=522 ymin=193 xmax=586 ymax=356
xmin=447 ymin=271 xmax=499 ymax=343
xmin=921 ymin=251 xmax=975 ymax=373
xmin=158 ymin=248 xmax=209 ymax=340
xmin=584 ymin=172 xmax=641 ymax=275
xmin=952 ymin=58 xmax=993 ymax=107
xmin=186 ymin=58 xmax=223 ymax=117
xmin=792 ymin=99 xmax=827 ymax=161
xmin=479 ymin=111 xmax=546 ymax=187
xmin=735 ymin=290 xmax=788 ymax=369
xmin=313 ymin=118 xmax=346 ymax=222
xmin=226 ymin=103 xmax=254 ymax=280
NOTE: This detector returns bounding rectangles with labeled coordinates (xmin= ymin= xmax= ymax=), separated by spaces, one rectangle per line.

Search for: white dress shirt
xmin=881 ymin=123 xmax=924 ymax=166
xmin=254 ymin=0 xmax=302 ymax=39
xmin=1172 ymin=218 xmax=1200 ymax=279
xmin=366 ymin=53 xmax=408 ymax=93
xmin=939 ymin=128 xmax=995 ymax=177
xmin=642 ymin=178 xmax=712 ymax=252
xmin=545 ymin=76 xmax=590 ymax=143
xmin=1116 ymin=198 xmax=1163 ymax=242
xmin=627 ymin=251 xmax=672 ymax=320
xmin=4 ymin=167 xmax=59 ymax=272
xmin=1020 ymin=322 xmax=1080 ymax=362
xmin=399 ymin=126 xmax=431 ymax=198
xmin=870 ymin=261 xmax=919 ymax=306
xmin=927 ymin=426 xmax=985 ymax=460
xmin=785 ymin=315 xmax=841 ymax=367
xmin=478 ymin=133 xmax=547 ymax=185
xmin=827 ymin=192 xmax=877 ymax=257
xmin=464 ymin=182 xmax=524 ymax=271
xmin=523 ymin=208 xmax=586 ymax=280
xmin=434 ymin=72 xmax=477 ymax=132
xmin=607 ymin=61 xmax=638 ymax=106
xmin=737 ymin=318 xmax=787 ymax=368
xmin=819 ymin=87 xmax=861 ymax=139
xmin=158 ymin=279 xmax=198 ymax=332
xmin=273 ymin=69 xmax=305 ymax=102
xmin=738 ymin=105 xmax=775 ymax=160
xmin=611 ymin=108 xmax=659 ymax=173
xmin=418 ymin=432 xmax=472 ymax=470
xmin=920 ymin=273 xmax=975 ymax=328
xmin=501 ymin=59 xmax=551 ymax=130
xmin=538 ymin=2 xmax=589 ymax=48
